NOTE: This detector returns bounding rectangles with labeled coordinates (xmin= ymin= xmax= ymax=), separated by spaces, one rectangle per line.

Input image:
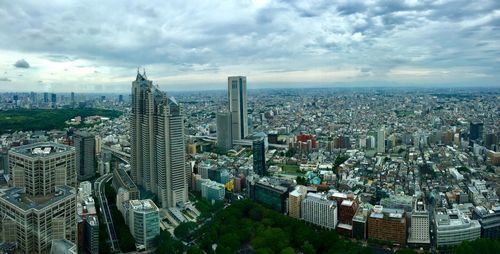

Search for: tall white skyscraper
xmin=131 ymin=70 xmax=188 ymax=208
xmin=228 ymin=76 xmax=248 ymax=141
xmin=377 ymin=127 xmax=386 ymax=153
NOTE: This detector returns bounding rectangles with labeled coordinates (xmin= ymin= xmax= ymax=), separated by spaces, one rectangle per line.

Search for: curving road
xmin=95 ymin=173 xmax=121 ymax=252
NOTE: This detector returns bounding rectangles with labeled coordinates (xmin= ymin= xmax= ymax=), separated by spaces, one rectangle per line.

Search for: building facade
xmin=201 ymin=180 xmax=225 ymax=202
xmin=74 ymin=132 xmax=96 ymax=181
xmin=125 ymin=199 xmax=160 ymax=250
xmin=131 ymin=71 xmax=188 ymax=208
xmin=216 ymin=112 xmax=232 ymax=152
xmin=408 ymin=200 xmax=430 ymax=245
xmin=367 ymin=205 xmax=406 ymax=245
xmin=288 ymin=185 xmax=307 ymax=219
xmin=85 ymin=215 xmax=99 ymax=254
xmin=253 ymin=138 xmax=266 ymax=176
xmin=301 ymin=193 xmax=338 ymax=230
xmin=228 ymin=76 xmax=248 ymax=141
xmin=435 ymin=208 xmax=481 ymax=247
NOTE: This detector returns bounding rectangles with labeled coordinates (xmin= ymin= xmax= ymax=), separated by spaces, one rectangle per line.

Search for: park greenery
xmin=0 ymin=108 xmax=122 ymax=133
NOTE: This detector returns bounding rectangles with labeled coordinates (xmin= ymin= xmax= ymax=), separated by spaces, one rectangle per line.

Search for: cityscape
xmin=1 ymin=1 xmax=500 ymax=254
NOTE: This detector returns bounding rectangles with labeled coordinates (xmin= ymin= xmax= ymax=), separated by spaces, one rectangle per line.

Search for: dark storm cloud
xmin=14 ymin=59 xmax=30 ymax=68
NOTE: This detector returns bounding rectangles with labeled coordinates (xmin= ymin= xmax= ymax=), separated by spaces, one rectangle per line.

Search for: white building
xmin=435 ymin=208 xmax=481 ymax=247
xmin=201 ymin=180 xmax=225 ymax=202
xmin=301 ymin=193 xmax=338 ymax=230
xmin=408 ymin=200 xmax=430 ymax=244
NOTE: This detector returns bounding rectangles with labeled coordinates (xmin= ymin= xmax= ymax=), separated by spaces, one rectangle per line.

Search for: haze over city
xmin=1 ymin=0 xmax=499 ymax=92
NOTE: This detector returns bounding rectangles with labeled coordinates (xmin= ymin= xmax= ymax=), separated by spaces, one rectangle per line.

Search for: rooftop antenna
xmin=137 ymin=67 xmax=139 ymax=75
xmin=143 ymin=68 xmax=146 ymax=77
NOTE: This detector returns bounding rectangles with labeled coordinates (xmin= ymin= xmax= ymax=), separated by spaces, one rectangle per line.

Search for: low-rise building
xmin=434 ymin=208 xmax=481 ymax=247
xmin=367 ymin=205 xmax=406 ymax=245
xmin=201 ymin=180 xmax=225 ymax=202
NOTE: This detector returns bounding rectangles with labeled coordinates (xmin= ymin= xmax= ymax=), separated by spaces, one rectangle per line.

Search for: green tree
xmin=156 ymin=230 xmax=182 ymax=254
xmin=302 ymin=241 xmax=316 ymax=254
xmin=187 ymin=245 xmax=204 ymax=254
xmin=174 ymin=221 xmax=197 ymax=241
xmin=281 ymin=247 xmax=295 ymax=254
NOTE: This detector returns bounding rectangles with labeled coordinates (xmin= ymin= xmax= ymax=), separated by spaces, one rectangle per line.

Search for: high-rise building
xmin=288 ymin=185 xmax=307 ymax=219
xmin=51 ymin=93 xmax=57 ymax=106
xmin=473 ymin=206 xmax=500 ymax=239
xmin=74 ymin=132 xmax=96 ymax=181
xmin=43 ymin=92 xmax=49 ymax=103
xmin=408 ymin=199 xmax=430 ymax=245
xmin=253 ymin=138 xmax=266 ymax=176
xmin=85 ymin=215 xmax=99 ymax=254
xmin=0 ymin=143 xmax=77 ymax=254
xmin=216 ymin=112 xmax=232 ymax=152
xmin=377 ymin=128 xmax=386 ymax=153
xmin=352 ymin=207 xmax=369 ymax=240
xmin=228 ymin=76 xmax=248 ymax=141
xmin=124 ymin=199 xmax=160 ymax=250
xmin=131 ymin=71 xmax=188 ymax=208
xmin=470 ymin=121 xmax=484 ymax=142
xmin=301 ymin=193 xmax=338 ymax=230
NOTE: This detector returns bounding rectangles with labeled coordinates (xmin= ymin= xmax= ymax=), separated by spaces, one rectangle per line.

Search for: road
xmin=95 ymin=173 xmax=121 ymax=252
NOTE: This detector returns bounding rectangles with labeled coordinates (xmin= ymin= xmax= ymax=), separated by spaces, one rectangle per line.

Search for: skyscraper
xmin=228 ymin=76 xmax=248 ymax=141
xmin=216 ymin=112 xmax=232 ymax=152
xmin=377 ymin=128 xmax=385 ymax=154
xmin=74 ymin=132 xmax=96 ymax=181
xmin=0 ymin=143 xmax=77 ymax=253
xmin=253 ymin=138 xmax=266 ymax=176
xmin=131 ymin=70 xmax=188 ymax=208
xmin=470 ymin=121 xmax=484 ymax=142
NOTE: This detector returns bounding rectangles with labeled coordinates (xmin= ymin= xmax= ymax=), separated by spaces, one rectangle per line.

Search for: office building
xmin=85 ymin=215 xmax=99 ymax=254
xmin=434 ymin=208 xmax=481 ymax=247
xmin=367 ymin=205 xmax=406 ymax=245
xmin=470 ymin=121 xmax=484 ymax=142
xmin=201 ymin=180 xmax=225 ymax=202
xmin=253 ymin=138 xmax=266 ymax=176
xmin=43 ymin=92 xmax=49 ymax=103
xmin=216 ymin=112 xmax=232 ymax=152
xmin=50 ymin=239 xmax=77 ymax=254
xmin=0 ymin=186 xmax=77 ymax=254
xmin=125 ymin=199 xmax=160 ymax=250
xmin=288 ymin=185 xmax=307 ymax=219
xmin=112 ymin=164 xmax=139 ymax=201
xmin=301 ymin=193 xmax=338 ymax=230
xmin=473 ymin=206 xmax=500 ymax=239
xmin=377 ymin=128 xmax=385 ymax=153
xmin=337 ymin=199 xmax=358 ymax=237
xmin=131 ymin=70 xmax=188 ymax=208
xmin=250 ymin=178 xmax=289 ymax=213
xmin=228 ymin=76 xmax=248 ymax=141
xmin=0 ymin=143 xmax=77 ymax=253
xmin=74 ymin=132 xmax=96 ymax=181
xmin=352 ymin=207 xmax=369 ymax=240
xmin=408 ymin=200 xmax=430 ymax=245
xmin=9 ymin=142 xmax=76 ymax=196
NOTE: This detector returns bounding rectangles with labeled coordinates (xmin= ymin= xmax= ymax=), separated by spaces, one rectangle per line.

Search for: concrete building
xmin=434 ymin=208 xmax=481 ymax=247
xmin=125 ymin=199 xmax=160 ymax=250
xmin=201 ymin=180 xmax=225 ymax=202
xmin=288 ymin=185 xmax=307 ymax=219
xmin=473 ymin=206 xmax=500 ymax=239
xmin=408 ymin=200 xmax=430 ymax=245
xmin=216 ymin=112 xmax=232 ymax=152
xmin=228 ymin=76 xmax=248 ymax=141
xmin=0 ymin=186 xmax=77 ymax=254
xmin=253 ymin=138 xmax=266 ymax=176
xmin=74 ymin=132 xmax=96 ymax=181
xmin=250 ymin=178 xmax=289 ymax=213
xmin=9 ymin=142 xmax=76 ymax=196
xmin=301 ymin=193 xmax=338 ymax=230
xmin=112 ymin=164 xmax=139 ymax=201
xmin=85 ymin=215 xmax=99 ymax=254
xmin=352 ymin=207 xmax=369 ymax=240
xmin=131 ymin=71 xmax=188 ymax=208
xmin=367 ymin=205 xmax=406 ymax=245
xmin=50 ymin=239 xmax=77 ymax=254
xmin=377 ymin=128 xmax=385 ymax=154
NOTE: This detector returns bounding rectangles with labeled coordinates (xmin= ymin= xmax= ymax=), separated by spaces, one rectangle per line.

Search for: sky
xmin=0 ymin=0 xmax=499 ymax=92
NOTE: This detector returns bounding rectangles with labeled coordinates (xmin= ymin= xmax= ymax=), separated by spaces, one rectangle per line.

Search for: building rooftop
xmin=129 ymin=199 xmax=158 ymax=212
xmin=10 ymin=142 xmax=73 ymax=158
xmin=0 ymin=185 xmax=75 ymax=212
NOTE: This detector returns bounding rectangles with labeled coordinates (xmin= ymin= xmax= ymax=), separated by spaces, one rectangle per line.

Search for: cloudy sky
xmin=0 ymin=0 xmax=499 ymax=92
